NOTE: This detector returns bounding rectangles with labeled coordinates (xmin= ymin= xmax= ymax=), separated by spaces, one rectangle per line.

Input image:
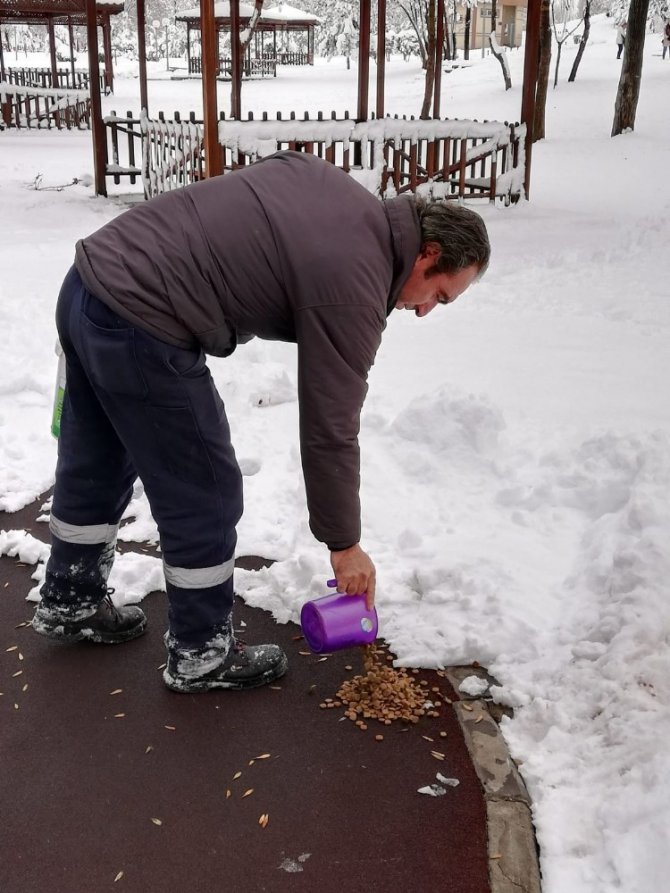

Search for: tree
xmin=568 ymin=0 xmax=591 ymax=82
xmin=489 ymin=0 xmax=512 ymax=89
xmin=612 ymin=0 xmax=651 ymax=134
xmin=551 ymin=0 xmax=582 ymax=87
xmin=533 ymin=0 xmax=552 ymax=141
xmin=420 ymin=0 xmax=436 ymax=116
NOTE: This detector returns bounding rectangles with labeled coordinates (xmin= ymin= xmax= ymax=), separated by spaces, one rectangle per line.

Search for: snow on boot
xmin=163 ymin=633 xmax=288 ymax=693
xmin=32 ymin=591 xmax=147 ymax=645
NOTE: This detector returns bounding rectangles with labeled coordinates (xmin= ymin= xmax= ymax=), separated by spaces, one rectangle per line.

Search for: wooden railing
xmin=0 ymin=82 xmax=91 ymax=130
xmin=188 ymin=56 xmax=277 ymax=77
xmin=5 ymin=66 xmax=106 ymax=92
xmin=139 ymin=110 xmax=525 ymax=203
xmin=104 ymin=110 xmax=143 ymax=186
xmin=141 ymin=111 xmax=205 ymax=197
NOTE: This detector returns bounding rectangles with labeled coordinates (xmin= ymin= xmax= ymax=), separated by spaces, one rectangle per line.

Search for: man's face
xmin=396 ymin=244 xmax=479 ymax=318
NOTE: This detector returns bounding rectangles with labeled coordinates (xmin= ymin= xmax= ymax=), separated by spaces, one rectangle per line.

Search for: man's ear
xmin=420 ymin=242 xmax=441 ymax=259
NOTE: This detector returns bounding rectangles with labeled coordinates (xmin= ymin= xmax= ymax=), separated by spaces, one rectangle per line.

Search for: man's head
xmin=396 ymin=199 xmax=490 ymax=317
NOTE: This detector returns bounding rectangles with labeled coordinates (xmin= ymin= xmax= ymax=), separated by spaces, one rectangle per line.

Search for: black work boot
xmin=32 ymin=591 xmax=147 ymax=645
xmin=163 ymin=633 xmax=288 ymax=693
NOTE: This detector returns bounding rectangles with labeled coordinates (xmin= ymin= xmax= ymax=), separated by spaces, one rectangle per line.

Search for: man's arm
xmin=295 ymin=303 xmax=384 ymax=606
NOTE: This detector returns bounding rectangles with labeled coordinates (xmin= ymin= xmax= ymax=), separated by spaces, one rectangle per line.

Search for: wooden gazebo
xmin=0 ymin=0 xmax=123 ymax=93
xmin=176 ymin=1 xmax=320 ymax=75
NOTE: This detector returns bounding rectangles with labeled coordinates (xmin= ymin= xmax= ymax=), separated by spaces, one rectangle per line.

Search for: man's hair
xmin=414 ymin=197 xmax=491 ymax=278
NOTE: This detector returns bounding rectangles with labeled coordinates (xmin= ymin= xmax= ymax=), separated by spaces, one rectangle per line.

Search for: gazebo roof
xmin=0 ymin=0 xmax=123 ymax=23
xmin=176 ymin=1 xmax=319 ymax=26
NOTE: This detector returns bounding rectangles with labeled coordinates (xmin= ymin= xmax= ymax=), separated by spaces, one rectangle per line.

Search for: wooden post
xmin=186 ymin=23 xmax=192 ymax=74
xmin=230 ymin=0 xmax=242 ymax=119
xmin=357 ymin=0 xmax=371 ymax=122
xmin=200 ymin=0 xmax=222 ymax=176
xmin=68 ymin=19 xmax=76 ymax=87
xmin=102 ymin=18 xmax=113 ymax=94
xmin=0 ymin=24 xmax=6 ymax=82
xmin=85 ymin=0 xmax=107 ymax=196
xmin=520 ymin=0 xmax=541 ymax=198
xmin=433 ymin=0 xmax=445 ymax=118
xmin=47 ymin=18 xmax=58 ymax=87
xmin=376 ymin=0 xmax=386 ymax=118
xmin=136 ymin=0 xmax=149 ymax=112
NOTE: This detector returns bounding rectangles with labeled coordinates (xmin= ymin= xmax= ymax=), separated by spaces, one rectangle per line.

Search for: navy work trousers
xmin=44 ymin=266 xmax=243 ymax=646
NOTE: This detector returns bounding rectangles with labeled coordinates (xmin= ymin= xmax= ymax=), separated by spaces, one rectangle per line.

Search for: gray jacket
xmin=75 ymin=151 xmax=421 ymax=549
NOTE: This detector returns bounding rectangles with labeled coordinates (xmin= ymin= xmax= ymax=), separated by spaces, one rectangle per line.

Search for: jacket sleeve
xmin=294 ymin=303 xmax=385 ymax=550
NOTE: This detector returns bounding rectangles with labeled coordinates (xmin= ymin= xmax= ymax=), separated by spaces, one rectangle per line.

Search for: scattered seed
xmin=5 ymin=646 xmax=18 ymax=652
xmin=462 ymin=703 xmax=474 ymax=712
xmin=114 ymin=870 xmax=124 ymax=882
xmin=157 ymin=663 xmax=167 ymax=670
xmin=151 ymin=818 xmax=162 ymax=826
xmin=439 ymin=731 xmax=447 ymax=738
xmin=110 ymin=689 xmax=123 ymax=695
xmin=11 ymin=671 xmax=23 ymax=678
xmin=15 ymin=622 xmax=29 ymax=628
xmin=145 ymin=746 xmax=153 ymax=754
xmin=226 ymin=789 xmax=232 ymax=799
xmin=431 ymin=751 xmax=446 ymax=761
xmin=248 ymin=760 xmax=255 ymax=766
xmin=18 ymin=653 xmax=23 ymax=661
xmin=291 ymin=634 xmax=303 ymax=641
xmin=345 ymin=665 xmax=353 ymax=671
xmin=375 ymin=734 xmax=384 ymax=741
xmin=22 ymin=684 xmax=28 ymax=692
xmin=114 ymin=713 xmax=126 ymax=718
xmin=490 ymin=853 xmax=502 ymax=860
xmin=259 ymin=813 xmax=269 ymax=827
xmin=164 ymin=725 xmax=176 ymax=731
xmin=269 ymin=685 xmax=282 ymax=690
xmin=475 ymin=715 xmax=484 ymax=724
xmin=422 ymin=736 xmax=434 ymax=742
xmin=317 ymin=657 xmax=328 ymax=662
xmin=14 ymin=703 xmax=19 ymax=710
xmin=242 ymin=789 xmax=253 ymax=798
xmin=445 ymin=697 xmax=453 ymax=704
xmin=298 ymin=651 xmax=311 ymax=656
xmin=255 ymin=753 xmax=271 ymax=760
xmin=3 ymin=583 xmax=8 ymax=588
xmin=233 ymin=771 xmax=242 ymax=780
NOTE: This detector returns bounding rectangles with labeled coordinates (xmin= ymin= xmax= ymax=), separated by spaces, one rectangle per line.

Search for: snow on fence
xmin=139 ymin=110 xmax=525 ymax=204
xmin=0 ymin=82 xmax=91 ymax=130
xmin=188 ymin=56 xmax=277 ymax=78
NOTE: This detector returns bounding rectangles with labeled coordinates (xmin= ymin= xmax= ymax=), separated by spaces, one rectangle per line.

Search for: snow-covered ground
xmin=1 ymin=16 xmax=669 ymax=892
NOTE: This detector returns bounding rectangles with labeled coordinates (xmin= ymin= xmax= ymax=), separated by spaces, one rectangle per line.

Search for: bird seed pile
xmin=332 ymin=644 xmax=439 ymax=729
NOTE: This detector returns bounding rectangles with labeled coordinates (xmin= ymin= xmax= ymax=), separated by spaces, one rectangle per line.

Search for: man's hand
xmin=330 ymin=544 xmax=376 ymax=610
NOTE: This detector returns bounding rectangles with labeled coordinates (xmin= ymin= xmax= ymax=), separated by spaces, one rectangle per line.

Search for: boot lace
xmin=102 ymin=587 xmax=121 ymax=620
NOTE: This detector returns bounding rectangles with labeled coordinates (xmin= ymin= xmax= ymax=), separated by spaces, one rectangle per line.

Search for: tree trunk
xmin=464 ymin=6 xmax=471 ymax=60
xmin=553 ymin=40 xmax=562 ymax=88
xmin=612 ymin=0 xmax=650 ymax=135
xmin=234 ymin=0 xmax=263 ymax=93
xmin=568 ymin=0 xmax=591 ymax=83
xmin=420 ymin=0 xmax=436 ymax=118
xmin=533 ymin=0 xmax=552 ymax=141
xmin=489 ymin=0 xmax=511 ymax=89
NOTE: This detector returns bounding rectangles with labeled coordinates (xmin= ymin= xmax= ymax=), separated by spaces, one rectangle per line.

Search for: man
xmin=32 ymin=151 xmax=490 ymax=693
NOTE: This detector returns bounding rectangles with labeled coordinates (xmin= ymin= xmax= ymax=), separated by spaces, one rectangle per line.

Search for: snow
xmin=1 ymin=15 xmax=670 ymax=892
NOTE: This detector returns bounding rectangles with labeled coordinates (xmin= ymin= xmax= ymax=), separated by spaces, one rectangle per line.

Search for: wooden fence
xmin=0 ymin=82 xmax=91 ymax=130
xmin=5 ymin=66 xmax=106 ymax=92
xmin=188 ymin=56 xmax=277 ymax=77
xmin=139 ymin=110 xmax=525 ymax=204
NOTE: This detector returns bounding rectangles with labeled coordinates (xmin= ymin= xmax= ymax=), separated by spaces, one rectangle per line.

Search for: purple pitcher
xmin=300 ymin=579 xmax=379 ymax=654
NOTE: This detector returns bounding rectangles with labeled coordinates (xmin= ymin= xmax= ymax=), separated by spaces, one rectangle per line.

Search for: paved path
xmin=1 ymin=498 xmax=495 ymax=893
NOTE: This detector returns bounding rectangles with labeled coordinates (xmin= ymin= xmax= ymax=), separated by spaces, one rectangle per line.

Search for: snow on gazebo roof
xmin=262 ymin=4 xmax=320 ymax=23
xmin=176 ymin=1 xmax=319 ymax=25
xmin=0 ymin=0 xmax=123 ymax=22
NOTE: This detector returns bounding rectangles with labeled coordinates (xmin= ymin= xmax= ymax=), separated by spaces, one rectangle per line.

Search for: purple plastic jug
xmin=300 ymin=579 xmax=378 ymax=654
